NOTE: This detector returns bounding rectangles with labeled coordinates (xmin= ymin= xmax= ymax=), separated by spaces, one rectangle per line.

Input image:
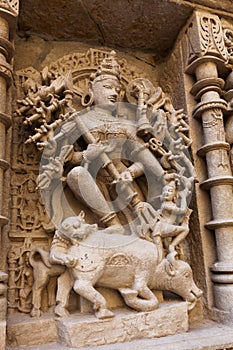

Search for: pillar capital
xmin=186 ymin=10 xmax=228 ymax=66
xmin=0 ymin=0 xmax=18 ymax=17
xmin=0 ymin=1 xmax=18 ymax=41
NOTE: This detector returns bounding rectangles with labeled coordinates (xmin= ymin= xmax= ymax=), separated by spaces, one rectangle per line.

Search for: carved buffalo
xmin=29 ymin=215 xmax=202 ymax=319
xmin=66 ymin=231 xmax=202 ymax=318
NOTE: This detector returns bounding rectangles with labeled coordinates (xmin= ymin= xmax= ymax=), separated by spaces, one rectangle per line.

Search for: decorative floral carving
xmin=0 ymin=0 xmax=18 ymax=15
xmin=200 ymin=16 xmax=227 ymax=59
xmin=10 ymin=173 xmax=52 ymax=235
xmin=8 ymin=239 xmax=33 ymax=313
xmin=223 ymin=27 xmax=233 ymax=63
xmin=186 ymin=13 xmax=228 ymax=63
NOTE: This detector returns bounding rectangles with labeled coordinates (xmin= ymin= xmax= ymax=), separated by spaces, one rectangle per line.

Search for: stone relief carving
xmin=220 ymin=20 xmax=233 ymax=180
xmin=10 ymin=173 xmax=51 ymax=234
xmin=185 ymin=11 xmax=233 ymax=319
xmin=223 ymin=74 xmax=233 ymax=173
xmin=12 ymin=49 xmax=201 ymax=319
xmin=8 ymin=238 xmax=33 ymax=313
xmin=199 ymin=15 xmax=228 ymax=60
xmin=186 ymin=12 xmax=228 ymax=64
xmin=187 ymin=14 xmax=233 ymax=175
xmin=0 ymin=0 xmax=18 ymax=15
xmin=222 ymin=27 xmax=233 ymax=164
xmin=29 ymin=212 xmax=202 ymax=319
xmin=223 ymin=27 xmax=233 ymax=63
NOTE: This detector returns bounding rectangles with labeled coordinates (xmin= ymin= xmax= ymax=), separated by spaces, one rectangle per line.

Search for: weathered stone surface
xmin=57 ymin=302 xmax=188 ymax=348
xmin=13 ymin=37 xmax=158 ymax=78
xmin=0 ymin=321 xmax=6 ymax=350
xmin=7 ymin=313 xmax=58 ymax=347
xmin=0 ymin=297 xmax=7 ymax=320
xmin=17 ymin=0 xmax=193 ymax=58
xmin=184 ymin=0 xmax=233 ymax=13
xmin=6 ymin=303 xmax=188 ymax=348
xmin=17 ymin=0 xmax=233 ymax=61
xmin=5 ymin=321 xmax=233 ymax=350
xmin=6 ymin=2 xmax=233 ymax=350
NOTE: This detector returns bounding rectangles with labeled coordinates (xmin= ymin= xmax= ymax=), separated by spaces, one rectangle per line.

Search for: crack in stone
xmin=80 ymin=0 xmax=106 ymax=45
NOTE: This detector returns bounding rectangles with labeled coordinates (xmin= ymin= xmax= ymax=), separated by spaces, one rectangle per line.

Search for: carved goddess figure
xmin=38 ymin=52 xmax=165 ymax=238
xmin=15 ymin=50 xmax=198 ymax=320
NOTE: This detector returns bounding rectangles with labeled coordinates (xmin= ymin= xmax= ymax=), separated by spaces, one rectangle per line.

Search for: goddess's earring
xmin=81 ymin=92 xmax=94 ymax=107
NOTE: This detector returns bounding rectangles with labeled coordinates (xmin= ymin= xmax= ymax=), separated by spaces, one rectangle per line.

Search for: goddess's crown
xmin=90 ymin=51 xmax=120 ymax=82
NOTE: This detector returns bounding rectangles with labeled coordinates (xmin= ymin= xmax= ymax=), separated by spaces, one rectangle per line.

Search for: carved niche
xmin=11 ymin=48 xmax=201 ymax=323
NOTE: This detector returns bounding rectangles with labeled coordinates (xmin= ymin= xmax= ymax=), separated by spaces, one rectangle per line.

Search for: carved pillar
xmin=0 ymin=1 xmax=19 ymax=348
xmin=0 ymin=4 xmax=18 ymax=234
xmin=185 ymin=11 xmax=233 ymax=319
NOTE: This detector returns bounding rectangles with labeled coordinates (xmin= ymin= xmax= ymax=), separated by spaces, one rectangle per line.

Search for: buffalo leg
xmin=31 ymin=272 xmax=48 ymax=317
xmin=119 ymin=274 xmax=159 ymax=312
xmin=55 ymin=270 xmax=73 ymax=317
xmin=47 ymin=277 xmax=57 ymax=309
xmin=119 ymin=286 xmax=158 ymax=312
xmin=73 ymin=279 xmax=114 ymax=319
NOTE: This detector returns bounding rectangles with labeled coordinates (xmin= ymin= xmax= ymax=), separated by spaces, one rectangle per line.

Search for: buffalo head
xmin=164 ymin=252 xmax=203 ymax=310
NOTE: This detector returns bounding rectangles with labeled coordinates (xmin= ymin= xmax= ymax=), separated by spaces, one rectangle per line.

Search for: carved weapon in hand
xmin=37 ymin=145 xmax=73 ymax=190
xmin=133 ymin=81 xmax=153 ymax=137
xmin=128 ymin=78 xmax=192 ymax=177
xmin=73 ymin=116 xmax=159 ymax=239
xmin=25 ymin=112 xmax=72 ymax=145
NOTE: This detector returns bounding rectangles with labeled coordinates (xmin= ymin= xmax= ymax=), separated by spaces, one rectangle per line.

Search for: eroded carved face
xmin=90 ymin=77 xmax=121 ymax=109
xmin=162 ymin=184 xmax=176 ymax=202
xmin=59 ymin=214 xmax=97 ymax=242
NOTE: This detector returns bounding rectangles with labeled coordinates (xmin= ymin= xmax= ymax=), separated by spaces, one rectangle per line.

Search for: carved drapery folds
xmin=186 ymin=11 xmax=233 ymax=318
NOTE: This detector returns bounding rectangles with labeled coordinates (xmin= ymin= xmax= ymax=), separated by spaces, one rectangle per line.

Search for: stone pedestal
xmin=7 ymin=302 xmax=188 ymax=348
xmin=7 ymin=313 xmax=58 ymax=347
xmin=58 ymin=302 xmax=188 ymax=348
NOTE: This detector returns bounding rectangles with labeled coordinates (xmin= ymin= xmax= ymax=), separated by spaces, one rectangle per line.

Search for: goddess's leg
xmin=67 ymin=166 xmax=121 ymax=227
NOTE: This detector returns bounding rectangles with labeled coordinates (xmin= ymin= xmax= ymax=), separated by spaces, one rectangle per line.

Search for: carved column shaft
xmin=0 ymin=13 xmax=13 ymax=226
xmin=195 ymin=62 xmax=233 ymax=260
xmin=0 ymin=2 xmax=18 ymax=349
xmin=186 ymin=11 xmax=233 ymax=317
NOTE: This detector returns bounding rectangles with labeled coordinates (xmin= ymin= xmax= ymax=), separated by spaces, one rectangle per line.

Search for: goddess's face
xmin=91 ymin=77 xmax=121 ymax=109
